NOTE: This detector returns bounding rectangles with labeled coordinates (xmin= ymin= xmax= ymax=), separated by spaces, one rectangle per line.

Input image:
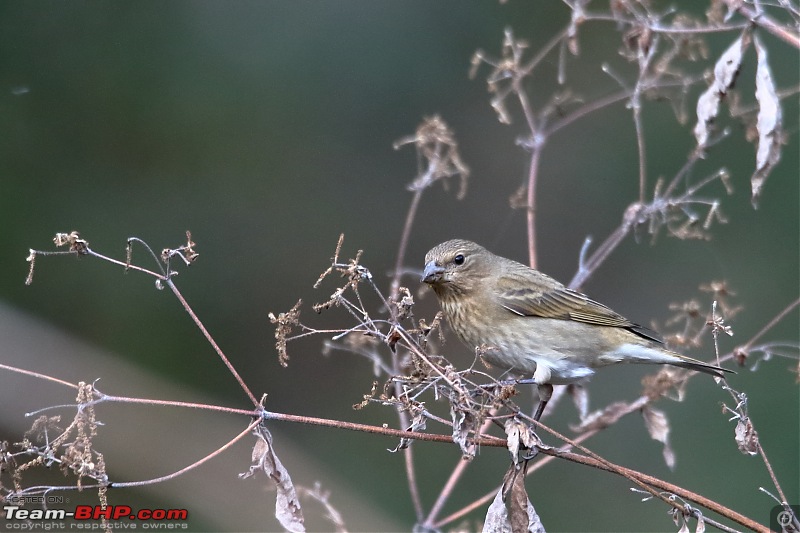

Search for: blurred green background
xmin=1 ymin=2 xmax=797 ymax=531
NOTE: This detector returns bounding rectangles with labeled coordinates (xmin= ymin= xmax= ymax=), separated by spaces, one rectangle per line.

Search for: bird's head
xmin=422 ymin=239 xmax=492 ymax=296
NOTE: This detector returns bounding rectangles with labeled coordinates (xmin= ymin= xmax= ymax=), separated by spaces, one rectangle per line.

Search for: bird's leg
xmin=533 ymin=383 xmax=553 ymax=421
xmin=517 ymin=383 xmax=553 ymax=461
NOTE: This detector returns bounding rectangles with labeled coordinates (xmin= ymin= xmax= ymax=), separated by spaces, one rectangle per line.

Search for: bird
xmin=421 ymin=239 xmax=731 ymax=420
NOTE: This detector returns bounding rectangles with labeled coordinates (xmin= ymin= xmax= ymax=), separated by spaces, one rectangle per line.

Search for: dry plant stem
xmin=91 ymin=393 xmax=257 ymax=418
xmin=731 ymin=84 xmax=800 ymax=117
xmin=663 ymin=150 xmax=704 ymax=199
xmin=404 ymin=446 xmax=425 ymax=524
xmin=87 ymin=248 xmax=165 ymax=279
xmin=569 ymin=222 xmax=630 ymax=289
xmin=713 ymin=301 xmax=796 ymax=516
xmin=424 ymin=454 xmax=471 ymax=528
xmin=1 ymin=361 xmax=258 ymax=418
xmin=429 ymin=413 xmax=765 ymax=532
xmin=262 ymin=410 xmax=505 ymax=446
xmin=506 ymin=72 xmax=708 ymax=288
xmin=634 ymin=92 xmax=647 ymax=204
xmin=7 ymin=360 xmax=500 ymax=450
xmin=385 ymin=145 xmax=457 ymax=520
xmin=0 ymin=363 xmax=80 ymax=390
xmin=548 ymin=447 xmax=768 ymax=533
xmin=33 ymin=242 xmax=259 ymax=407
xmin=513 ymin=69 xmax=542 ymax=269
xmin=390 ymin=187 xmax=423 ymax=301
xmin=567 ymin=147 xmax=704 ymax=290
xmin=431 ymin=427 xmax=601 ymax=528
xmin=758 ymin=443 xmax=792 ymax=515
xmin=114 ymin=419 xmax=261 ymax=489
xmin=5 ymin=346 xmax=784 ymax=533
xmin=632 ymin=61 xmax=651 ymax=205
xmin=264 ymin=408 xmax=761 ymax=532
xmin=525 ymin=145 xmax=542 ymax=269
xmin=9 ymin=382 xmax=767 ymax=533
xmin=521 ymin=26 xmax=570 ymax=75
xmin=165 ymin=278 xmax=259 ymax=407
xmin=431 ymin=395 xmax=653 ymax=528
xmin=422 ymin=413 xmax=498 ymax=528
xmin=584 ymin=13 xmax=751 ymax=35
xmin=398 ymin=312 xmax=423 ymax=520
xmin=390 ymin=185 xmax=437 ymax=520
xmin=530 ymin=414 xmax=688 ymax=515
xmin=545 ymin=90 xmax=632 ymax=136
xmin=13 ymin=419 xmax=261 ymax=498
xmin=526 ymin=416 xmax=767 ymax=532
xmin=725 ymin=0 xmax=800 ymax=49
xmin=740 ymin=297 xmax=800 ymax=352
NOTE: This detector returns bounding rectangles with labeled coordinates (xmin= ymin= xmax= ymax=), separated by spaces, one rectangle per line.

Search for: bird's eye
xmin=453 ymin=254 xmax=465 ymax=265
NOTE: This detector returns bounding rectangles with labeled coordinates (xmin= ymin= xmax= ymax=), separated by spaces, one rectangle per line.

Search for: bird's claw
xmin=521 ymin=446 xmax=539 ymax=461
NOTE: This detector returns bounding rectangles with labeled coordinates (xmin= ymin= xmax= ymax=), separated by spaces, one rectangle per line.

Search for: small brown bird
xmin=422 ymin=239 xmax=731 ymax=419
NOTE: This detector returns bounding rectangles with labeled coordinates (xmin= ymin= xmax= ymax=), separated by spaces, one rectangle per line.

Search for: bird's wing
xmin=495 ymin=273 xmax=663 ymax=344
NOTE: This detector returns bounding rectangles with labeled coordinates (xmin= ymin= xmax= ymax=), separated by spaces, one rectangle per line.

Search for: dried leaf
xmin=388 ymin=399 xmax=427 ymax=452
xmin=505 ymin=419 xmax=522 ymax=463
xmin=484 ymin=489 xmax=511 ymax=533
xmin=566 ymin=0 xmax=587 ymax=56
xmin=386 ymin=326 xmax=402 ymax=353
xmin=524 ymin=498 xmax=545 ymax=533
xmin=484 ymin=469 xmax=546 ymax=533
xmin=451 ymin=405 xmax=477 ymax=460
xmin=734 ymin=417 xmax=759 ymax=455
xmin=642 ymin=407 xmax=675 ymax=469
xmin=504 ymin=418 xmax=538 ymax=465
xmin=508 ymin=463 xmax=531 ymax=533
xmin=240 ymin=424 xmax=305 ymax=532
xmin=671 ymin=507 xmax=681 ymax=527
xmin=750 ymin=34 xmax=783 ymax=208
xmin=696 ymin=513 xmax=706 ymax=533
xmin=693 ymin=32 xmax=750 ymax=147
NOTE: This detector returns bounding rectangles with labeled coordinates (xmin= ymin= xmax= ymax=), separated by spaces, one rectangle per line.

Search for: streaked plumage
xmin=422 ymin=239 xmax=730 ymax=417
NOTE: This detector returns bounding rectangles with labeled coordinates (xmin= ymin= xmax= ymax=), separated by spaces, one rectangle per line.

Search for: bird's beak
xmin=422 ymin=261 xmax=445 ymax=283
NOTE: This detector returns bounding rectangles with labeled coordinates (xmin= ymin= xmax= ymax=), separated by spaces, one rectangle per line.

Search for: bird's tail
xmin=668 ymin=353 xmax=734 ymax=378
xmin=620 ymin=344 xmax=734 ymax=378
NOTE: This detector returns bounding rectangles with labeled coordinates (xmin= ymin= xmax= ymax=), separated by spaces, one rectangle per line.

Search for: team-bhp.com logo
xmin=4 ymin=505 xmax=189 ymax=527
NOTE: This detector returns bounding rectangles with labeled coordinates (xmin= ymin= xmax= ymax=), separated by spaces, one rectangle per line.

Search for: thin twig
xmin=0 ymin=363 xmax=80 ymax=391
xmin=525 ymin=145 xmax=543 ymax=269
xmin=545 ymin=446 xmax=769 ymax=533
xmin=422 ymin=413 xmax=497 ymax=528
xmin=725 ymin=0 xmax=800 ymax=49
xmin=403 ymin=445 xmax=425 ymax=524
xmin=11 ymin=419 xmax=261 ymax=496
xmin=758 ymin=443 xmax=793 ymax=513
xmin=262 ymin=409 xmax=505 ymax=446
xmin=92 ymin=392 xmax=258 ymax=417
xmin=741 ymin=297 xmax=800 ymax=352
xmin=114 ymin=419 xmax=260 ymax=488
xmin=390 ymin=188 xmax=424 ymax=302
xmin=165 ymin=278 xmax=259 ymax=407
